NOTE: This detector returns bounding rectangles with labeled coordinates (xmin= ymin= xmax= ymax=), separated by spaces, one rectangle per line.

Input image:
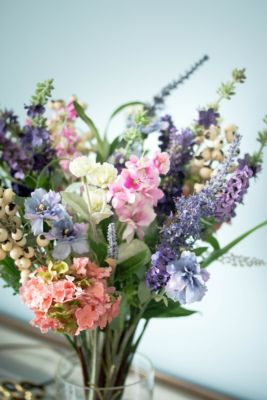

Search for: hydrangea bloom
xmin=20 ymin=257 xmax=120 ymax=335
xmin=47 ymin=217 xmax=89 ymax=259
xmin=25 ymin=188 xmax=66 ymax=235
xmin=165 ymin=251 xmax=210 ymax=304
xmin=146 ymin=246 xmax=176 ymax=291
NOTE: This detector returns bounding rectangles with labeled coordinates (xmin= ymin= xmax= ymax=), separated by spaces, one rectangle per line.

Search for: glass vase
xmin=55 ymin=352 xmax=154 ymax=400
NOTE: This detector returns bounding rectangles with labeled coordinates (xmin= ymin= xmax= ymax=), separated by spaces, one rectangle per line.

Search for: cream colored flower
xmin=83 ymin=187 xmax=113 ymax=224
xmin=88 ymin=162 xmax=117 ymax=188
xmin=69 ymin=156 xmax=99 ymax=178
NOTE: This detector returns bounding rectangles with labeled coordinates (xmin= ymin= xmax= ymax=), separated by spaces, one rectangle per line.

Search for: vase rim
xmin=56 ymin=351 xmax=154 ymax=391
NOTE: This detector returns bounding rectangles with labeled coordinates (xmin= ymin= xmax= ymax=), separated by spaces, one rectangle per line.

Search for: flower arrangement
xmin=0 ymin=56 xmax=266 ymax=398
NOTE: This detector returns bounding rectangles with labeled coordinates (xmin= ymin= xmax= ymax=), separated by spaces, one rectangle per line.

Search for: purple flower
xmin=25 ymin=189 xmax=66 ymax=235
xmin=198 ymin=108 xmax=219 ymax=129
xmin=146 ymin=246 xmax=176 ymax=291
xmin=47 ymin=218 xmax=89 ymax=260
xmin=162 ymin=189 xmax=216 ymax=249
xmin=158 ymin=115 xmax=178 ymax=152
xmin=157 ymin=128 xmax=195 ymax=216
xmin=215 ymin=164 xmax=253 ymax=222
xmin=238 ymin=153 xmax=261 ymax=177
xmin=22 ymin=126 xmax=50 ymax=148
xmin=165 ymin=251 xmax=209 ymax=304
xmin=24 ymin=104 xmax=45 ymax=118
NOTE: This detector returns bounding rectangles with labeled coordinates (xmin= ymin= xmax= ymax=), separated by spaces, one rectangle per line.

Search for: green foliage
xmin=201 ymin=220 xmax=267 ymax=268
xmin=216 ymin=68 xmax=246 ymax=102
xmin=143 ymin=298 xmax=195 ymax=319
xmin=204 ymin=235 xmax=220 ymax=250
xmin=138 ymin=281 xmax=151 ymax=305
xmin=31 ymin=79 xmax=54 ymax=105
xmin=144 ymin=219 xmax=159 ymax=252
xmin=88 ymin=237 xmax=107 ymax=266
xmin=116 ymin=239 xmax=151 ymax=279
xmin=0 ymin=258 xmax=20 ymax=293
xmin=193 ymin=247 xmax=208 ymax=256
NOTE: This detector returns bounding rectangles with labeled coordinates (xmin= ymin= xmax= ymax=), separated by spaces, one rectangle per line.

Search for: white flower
xmin=88 ymin=162 xmax=117 ymax=188
xmin=69 ymin=156 xmax=99 ymax=178
xmin=83 ymin=187 xmax=113 ymax=224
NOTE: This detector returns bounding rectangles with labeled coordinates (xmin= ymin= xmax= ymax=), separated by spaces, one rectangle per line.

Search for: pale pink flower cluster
xmin=108 ymin=152 xmax=170 ymax=242
xmin=20 ymin=258 xmax=120 ymax=335
xmin=48 ymin=100 xmax=81 ymax=171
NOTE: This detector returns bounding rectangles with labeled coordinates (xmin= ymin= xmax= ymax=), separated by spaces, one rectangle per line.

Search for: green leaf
xmin=204 ymin=235 xmax=220 ymax=250
xmin=202 ymin=220 xmax=267 ymax=268
xmin=74 ymin=102 xmax=105 ymax=159
xmin=104 ymin=101 xmax=146 ymax=136
xmin=117 ymin=239 xmax=151 ymax=278
xmin=88 ymin=237 xmax=107 ymax=266
xmin=138 ymin=281 xmax=151 ymax=305
xmin=61 ymin=191 xmax=90 ymax=220
xmin=0 ymin=258 xmax=20 ymax=293
xmin=144 ymin=299 xmax=195 ymax=319
xmin=193 ymin=247 xmax=208 ymax=256
xmin=144 ymin=220 xmax=159 ymax=252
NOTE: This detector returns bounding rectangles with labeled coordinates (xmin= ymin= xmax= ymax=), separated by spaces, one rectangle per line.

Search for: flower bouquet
xmin=0 ymin=56 xmax=266 ymax=399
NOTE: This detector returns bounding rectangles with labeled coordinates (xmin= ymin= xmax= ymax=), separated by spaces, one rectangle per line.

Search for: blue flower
xmin=47 ymin=218 xmax=89 ymax=260
xmin=25 ymin=189 xmax=66 ymax=235
xmin=165 ymin=251 xmax=209 ymax=304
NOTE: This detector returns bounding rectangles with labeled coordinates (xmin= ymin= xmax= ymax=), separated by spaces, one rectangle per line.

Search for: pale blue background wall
xmin=0 ymin=1 xmax=267 ymax=399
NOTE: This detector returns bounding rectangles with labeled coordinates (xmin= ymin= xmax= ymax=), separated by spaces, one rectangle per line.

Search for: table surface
xmin=0 ymin=320 xmax=232 ymax=400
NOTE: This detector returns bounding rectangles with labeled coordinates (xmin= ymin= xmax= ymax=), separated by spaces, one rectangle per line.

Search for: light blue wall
xmin=0 ymin=1 xmax=267 ymax=399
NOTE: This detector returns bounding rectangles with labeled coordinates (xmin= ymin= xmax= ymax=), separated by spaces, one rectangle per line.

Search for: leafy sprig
xmin=215 ymin=68 xmax=246 ymax=104
xmin=31 ymin=79 xmax=54 ymax=105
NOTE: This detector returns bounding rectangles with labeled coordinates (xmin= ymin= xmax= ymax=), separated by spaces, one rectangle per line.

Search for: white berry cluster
xmin=0 ymin=188 xmax=35 ymax=283
xmin=191 ymin=124 xmax=237 ymax=193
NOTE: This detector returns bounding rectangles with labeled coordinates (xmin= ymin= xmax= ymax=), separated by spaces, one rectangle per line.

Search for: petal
xmin=52 ymin=243 xmax=71 ymax=260
xmin=31 ymin=218 xmax=43 ymax=235
xmin=71 ymin=240 xmax=89 ymax=255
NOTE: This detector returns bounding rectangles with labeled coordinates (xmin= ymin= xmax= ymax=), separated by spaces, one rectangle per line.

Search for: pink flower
xmin=75 ymin=305 xmax=98 ymax=332
xmin=20 ymin=278 xmax=53 ymax=313
xmin=71 ymin=257 xmax=89 ymax=276
xmin=152 ymin=151 xmax=170 ymax=175
xmin=53 ymin=280 xmax=76 ymax=303
xmin=31 ymin=312 xmax=62 ymax=334
xmin=67 ymin=101 xmax=77 ymax=120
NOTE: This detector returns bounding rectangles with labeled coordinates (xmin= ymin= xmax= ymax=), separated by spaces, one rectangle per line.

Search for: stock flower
xmin=69 ymin=156 xmax=99 ymax=178
xmin=146 ymin=246 xmax=176 ymax=291
xmin=88 ymin=162 xmax=117 ymax=188
xmin=47 ymin=217 xmax=89 ymax=259
xmin=152 ymin=151 xmax=170 ymax=175
xmin=83 ymin=187 xmax=113 ymax=224
xmin=66 ymin=100 xmax=77 ymax=120
xmin=25 ymin=189 xmax=66 ymax=235
xmin=165 ymin=251 xmax=210 ymax=304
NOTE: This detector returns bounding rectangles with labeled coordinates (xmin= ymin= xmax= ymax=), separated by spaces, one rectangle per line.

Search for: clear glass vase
xmin=56 ymin=352 xmax=154 ymax=400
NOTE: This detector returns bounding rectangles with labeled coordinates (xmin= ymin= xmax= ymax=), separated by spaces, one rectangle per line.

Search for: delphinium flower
xmin=165 ymin=251 xmax=209 ymax=304
xmin=145 ymin=246 xmax=175 ymax=291
xmin=157 ymin=128 xmax=195 ymax=215
xmin=158 ymin=115 xmax=178 ymax=152
xmin=46 ymin=217 xmax=89 ymax=260
xmin=20 ymin=257 xmax=121 ymax=334
xmin=25 ymin=189 xmax=66 ymax=235
xmin=108 ymin=152 xmax=170 ymax=242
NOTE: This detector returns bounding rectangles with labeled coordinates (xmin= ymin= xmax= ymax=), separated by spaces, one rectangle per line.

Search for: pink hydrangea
xmin=108 ymin=152 xmax=169 ymax=242
xmin=20 ymin=258 xmax=120 ymax=335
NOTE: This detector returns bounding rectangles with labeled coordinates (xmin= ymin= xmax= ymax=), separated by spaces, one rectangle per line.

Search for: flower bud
xmin=10 ymin=246 xmax=25 ymax=260
xmin=3 ymin=188 xmax=15 ymax=203
xmin=24 ymin=247 xmax=35 ymax=259
xmin=194 ymin=183 xmax=205 ymax=193
xmin=0 ymin=248 xmax=7 ymax=260
xmin=5 ymin=203 xmax=17 ymax=216
xmin=16 ymin=257 xmax=31 ymax=270
xmin=224 ymin=124 xmax=237 ymax=143
xmin=0 ymin=228 xmax=8 ymax=242
xmin=211 ymin=149 xmax=224 ymax=162
xmin=16 ymin=237 xmax=27 ymax=247
xmin=20 ymin=270 xmax=30 ymax=284
xmin=199 ymin=166 xmax=212 ymax=180
xmin=2 ymin=240 xmax=13 ymax=252
xmin=201 ymin=148 xmax=212 ymax=161
xmin=37 ymin=234 xmax=50 ymax=247
xmin=11 ymin=229 xmax=23 ymax=241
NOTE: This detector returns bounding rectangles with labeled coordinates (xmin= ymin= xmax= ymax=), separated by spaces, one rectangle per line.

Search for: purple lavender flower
xmin=162 ymin=189 xmax=216 ymax=249
xmin=47 ymin=218 xmax=89 ymax=260
xmin=165 ymin=251 xmax=209 ymax=304
xmin=198 ymin=108 xmax=219 ymax=129
xmin=215 ymin=164 xmax=253 ymax=222
xmin=25 ymin=189 xmax=66 ymax=235
xmin=238 ymin=153 xmax=261 ymax=177
xmin=24 ymin=104 xmax=45 ymax=118
xmin=146 ymin=246 xmax=176 ymax=291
